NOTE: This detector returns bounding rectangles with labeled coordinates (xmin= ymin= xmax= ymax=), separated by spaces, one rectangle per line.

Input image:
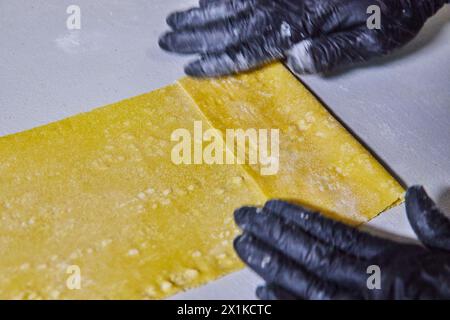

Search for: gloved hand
xmin=233 ymin=186 xmax=450 ymax=299
xmin=159 ymin=0 xmax=447 ymax=77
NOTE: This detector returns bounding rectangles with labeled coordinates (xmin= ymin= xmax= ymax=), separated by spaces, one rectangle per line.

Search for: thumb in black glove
xmin=233 ymin=186 xmax=450 ymax=299
xmin=159 ymin=0 xmax=447 ymax=77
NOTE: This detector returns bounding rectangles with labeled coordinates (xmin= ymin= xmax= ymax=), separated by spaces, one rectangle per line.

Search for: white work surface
xmin=1 ymin=0 xmax=449 ymax=300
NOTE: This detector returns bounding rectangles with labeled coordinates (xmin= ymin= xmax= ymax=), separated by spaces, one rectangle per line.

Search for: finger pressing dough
xmin=0 ymin=63 xmax=403 ymax=299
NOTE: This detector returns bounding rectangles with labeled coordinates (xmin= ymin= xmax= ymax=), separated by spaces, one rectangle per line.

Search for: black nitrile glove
xmin=159 ymin=0 xmax=447 ymax=77
xmin=233 ymin=186 xmax=450 ymax=299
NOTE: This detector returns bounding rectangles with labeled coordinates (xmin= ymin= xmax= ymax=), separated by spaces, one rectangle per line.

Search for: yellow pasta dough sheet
xmin=0 ymin=63 xmax=403 ymax=299
xmin=179 ymin=64 xmax=404 ymax=223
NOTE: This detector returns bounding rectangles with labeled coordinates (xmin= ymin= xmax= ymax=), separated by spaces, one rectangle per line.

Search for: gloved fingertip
xmin=158 ymin=33 xmax=173 ymax=51
xmin=233 ymin=237 xmax=247 ymax=262
xmin=405 ymin=185 xmax=426 ymax=203
xmin=166 ymin=12 xmax=181 ymax=29
xmin=405 ymin=185 xmax=434 ymax=218
xmin=233 ymin=234 xmax=243 ymax=251
xmin=185 ymin=60 xmax=207 ymax=77
xmin=234 ymin=206 xmax=257 ymax=228
xmin=233 ymin=233 xmax=255 ymax=258
xmin=405 ymin=184 xmax=450 ymax=251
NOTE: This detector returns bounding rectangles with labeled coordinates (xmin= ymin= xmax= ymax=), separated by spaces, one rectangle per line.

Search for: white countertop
xmin=1 ymin=0 xmax=449 ymax=300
